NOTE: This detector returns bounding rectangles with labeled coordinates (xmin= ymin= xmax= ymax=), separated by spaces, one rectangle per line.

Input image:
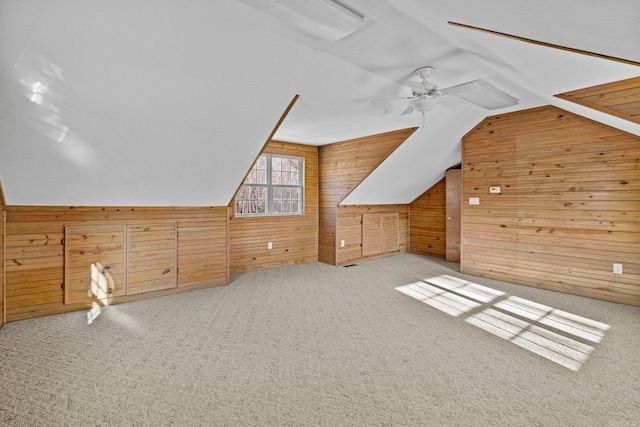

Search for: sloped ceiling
xmin=0 ymin=0 xmax=638 ymax=206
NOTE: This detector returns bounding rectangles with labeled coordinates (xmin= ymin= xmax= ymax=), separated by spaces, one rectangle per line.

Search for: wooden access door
xmin=446 ymin=169 xmax=462 ymax=262
xmin=127 ymin=224 xmax=177 ymax=295
xmin=65 ymin=225 xmax=127 ymax=304
xmin=362 ymin=213 xmax=399 ymax=257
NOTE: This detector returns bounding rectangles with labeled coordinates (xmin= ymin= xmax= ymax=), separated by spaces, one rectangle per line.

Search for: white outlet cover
xmin=613 ymin=263 xmax=623 ymax=274
xmin=490 ymin=186 xmax=501 ymax=194
xmin=469 ymin=197 xmax=480 ymax=205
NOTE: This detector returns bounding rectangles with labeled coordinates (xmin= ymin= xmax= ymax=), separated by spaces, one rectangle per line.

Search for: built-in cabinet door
xmin=65 ymin=225 xmax=127 ymax=304
xmin=362 ymin=213 xmax=399 ymax=257
xmin=362 ymin=214 xmax=382 ymax=256
xmin=446 ymin=169 xmax=462 ymax=262
xmin=127 ymin=224 xmax=177 ymax=295
xmin=64 ymin=223 xmax=177 ymax=304
xmin=381 ymin=214 xmax=399 ymax=253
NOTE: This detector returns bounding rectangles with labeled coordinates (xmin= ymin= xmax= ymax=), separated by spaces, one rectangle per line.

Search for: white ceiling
xmin=0 ymin=0 xmax=638 ymax=206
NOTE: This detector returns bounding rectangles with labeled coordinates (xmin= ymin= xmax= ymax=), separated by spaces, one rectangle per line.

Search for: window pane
xmin=283 ymin=201 xmax=291 ymax=212
xmin=257 ymin=155 xmax=268 ymax=170
xmin=290 ymin=172 xmax=299 ymax=185
xmin=282 ymin=159 xmax=291 ymax=172
xmin=292 ymin=201 xmax=299 ymax=213
xmin=272 ymin=171 xmax=281 ymax=185
xmin=257 ymin=201 xmax=266 ymax=213
xmin=273 ymin=201 xmax=282 ymax=213
xmin=273 ymin=187 xmax=282 ymax=200
xmin=257 ymin=170 xmax=267 ymax=184
xmin=237 ymin=186 xmax=246 ymax=199
xmin=258 ymin=186 xmax=266 ymax=199
xmin=283 ymin=187 xmax=291 ymax=200
xmin=291 ymin=188 xmax=299 ymax=200
xmin=272 ymin=156 xmax=281 ymax=171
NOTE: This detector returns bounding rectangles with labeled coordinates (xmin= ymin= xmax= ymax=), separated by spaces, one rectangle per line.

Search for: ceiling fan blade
xmin=438 ymin=80 xmax=477 ymax=95
xmin=370 ymin=96 xmax=416 ymax=103
xmin=400 ymin=105 xmax=414 ymax=115
xmin=440 ymin=79 xmax=518 ymax=110
xmin=437 ymin=97 xmax=466 ymax=110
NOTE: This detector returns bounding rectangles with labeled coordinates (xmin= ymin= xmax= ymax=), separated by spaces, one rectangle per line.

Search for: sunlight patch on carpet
xmin=395 ymin=275 xmax=610 ymax=372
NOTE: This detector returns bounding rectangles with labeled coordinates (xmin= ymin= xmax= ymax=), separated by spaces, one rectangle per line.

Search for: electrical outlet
xmin=490 ymin=186 xmax=501 ymax=194
xmin=469 ymin=197 xmax=480 ymax=205
xmin=613 ymin=263 xmax=623 ymax=274
xmin=267 ymin=242 xmax=272 ymax=250
xmin=340 ymin=240 xmax=345 ymax=247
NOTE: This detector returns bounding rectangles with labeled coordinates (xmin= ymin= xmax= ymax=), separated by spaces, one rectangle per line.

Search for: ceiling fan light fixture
xmin=240 ymin=0 xmax=366 ymax=41
xmin=410 ymin=96 xmax=438 ymax=112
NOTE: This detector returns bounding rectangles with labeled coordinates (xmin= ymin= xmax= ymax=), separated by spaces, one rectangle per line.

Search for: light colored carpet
xmin=1 ymin=254 xmax=639 ymax=426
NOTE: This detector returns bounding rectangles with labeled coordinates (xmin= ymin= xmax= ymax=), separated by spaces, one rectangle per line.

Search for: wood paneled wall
xmin=318 ymin=128 xmax=416 ymax=265
xmin=556 ymin=77 xmax=640 ymax=124
xmin=409 ymin=177 xmax=447 ymax=257
xmin=228 ymin=141 xmax=318 ymax=274
xmin=1 ymin=181 xmax=5 ymax=326
xmin=336 ymin=205 xmax=408 ymax=265
xmin=5 ymin=206 xmax=228 ymax=321
xmin=462 ymin=105 xmax=640 ymax=306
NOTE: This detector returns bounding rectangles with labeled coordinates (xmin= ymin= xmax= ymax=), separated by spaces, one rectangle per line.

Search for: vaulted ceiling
xmin=0 ymin=0 xmax=638 ymax=206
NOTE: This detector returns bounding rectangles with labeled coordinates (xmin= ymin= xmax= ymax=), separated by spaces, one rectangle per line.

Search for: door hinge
xmin=61 ymin=283 xmax=65 ymax=290
xmin=61 ymin=238 xmax=65 ymax=245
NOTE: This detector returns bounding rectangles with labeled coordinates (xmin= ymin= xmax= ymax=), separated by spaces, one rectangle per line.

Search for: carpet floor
xmin=1 ymin=254 xmax=639 ymax=426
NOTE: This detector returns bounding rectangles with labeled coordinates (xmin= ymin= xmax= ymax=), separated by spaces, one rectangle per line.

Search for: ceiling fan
xmin=379 ymin=66 xmax=519 ymax=126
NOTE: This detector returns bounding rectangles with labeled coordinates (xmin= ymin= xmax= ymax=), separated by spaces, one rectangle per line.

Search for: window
xmin=235 ymin=154 xmax=303 ymax=216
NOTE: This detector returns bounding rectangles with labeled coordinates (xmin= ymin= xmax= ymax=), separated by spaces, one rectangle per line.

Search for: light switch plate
xmin=469 ymin=197 xmax=480 ymax=205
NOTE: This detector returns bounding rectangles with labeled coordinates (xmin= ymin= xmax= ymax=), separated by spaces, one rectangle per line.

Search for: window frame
xmin=235 ymin=153 xmax=304 ymax=217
